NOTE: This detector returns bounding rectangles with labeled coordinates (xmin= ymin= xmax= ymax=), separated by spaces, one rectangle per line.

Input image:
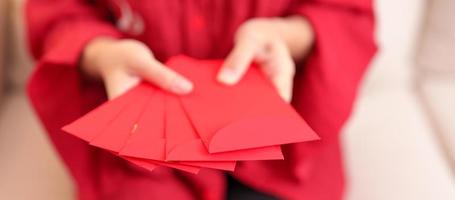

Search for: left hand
xmin=217 ymin=17 xmax=314 ymax=102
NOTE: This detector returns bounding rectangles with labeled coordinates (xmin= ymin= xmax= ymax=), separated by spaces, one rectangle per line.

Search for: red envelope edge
xmin=62 ymin=84 xmax=150 ymax=141
xmin=120 ymin=139 xmax=166 ymax=160
xmin=123 ymin=156 xmax=200 ymax=174
xmin=181 ymin=161 xmax=236 ymax=171
xmin=121 ymin=139 xmax=236 ymax=171
xmin=166 ymin=138 xmax=283 ymax=161
xmin=124 ymin=152 xmax=235 ymax=171
xmin=165 ymin=93 xmax=283 ymax=162
xmin=167 ymin=56 xmax=320 ymax=153
xmin=208 ymin=116 xmax=320 ymax=153
xmin=123 ymin=157 xmax=158 ymax=171
xmin=107 ymin=150 xmax=200 ymax=174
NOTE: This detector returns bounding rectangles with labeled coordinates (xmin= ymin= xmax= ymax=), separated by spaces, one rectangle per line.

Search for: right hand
xmin=81 ymin=38 xmax=193 ymax=99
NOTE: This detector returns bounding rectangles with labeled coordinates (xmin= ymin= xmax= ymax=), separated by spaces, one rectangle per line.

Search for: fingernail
xmin=172 ymin=79 xmax=193 ymax=94
xmin=217 ymin=68 xmax=238 ymax=85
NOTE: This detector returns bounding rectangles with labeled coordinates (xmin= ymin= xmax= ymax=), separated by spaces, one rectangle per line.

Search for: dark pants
xmin=226 ymin=175 xmax=279 ymax=200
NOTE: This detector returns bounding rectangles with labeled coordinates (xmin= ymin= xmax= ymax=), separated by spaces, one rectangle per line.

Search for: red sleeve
xmin=292 ymin=0 xmax=376 ymax=195
xmin=26 ymin=0 xmax=122 ymax=66
xmin=234 ymin=1 xmax=377 ymax=199
xmin=289 ymin=0 xmax=377 ymax=152
xmin=290 ymin=0 xmax=377 ymax=119
xmin=25 ymin=1 xmax=123 ymax=199
xmin=290 ymin=0 xmax=377 ymax=196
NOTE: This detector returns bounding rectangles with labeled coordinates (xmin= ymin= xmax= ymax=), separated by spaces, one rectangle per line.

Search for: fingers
xmin=260 ymin=41 xmax=295 ymax=102
xmin=104 ymin=60 xmax=193 ymax=99
xmin=218 ymin=34 xmax=295 ymax=102
xmin=98 ymin=39 xmax=193 ymax=98
xmin=136 ymin=60 xmax=193 ymax=94
xmin=217 ymin=38 xmax=258 ymax=85
xmin=268 ymin=67 xmax=294 ymax=103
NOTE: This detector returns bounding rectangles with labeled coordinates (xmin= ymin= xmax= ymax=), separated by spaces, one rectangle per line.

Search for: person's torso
xmin=100 ymin=0 xmax=295 ymax=61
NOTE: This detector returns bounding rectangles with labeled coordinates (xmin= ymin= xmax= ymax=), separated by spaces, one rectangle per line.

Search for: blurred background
xmin=0 ymin=0 xmax=454 ymax=199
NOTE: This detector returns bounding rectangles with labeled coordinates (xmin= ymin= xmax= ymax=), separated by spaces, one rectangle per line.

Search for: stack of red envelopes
xmin=63 ymin=56 xmax=319 ymax=174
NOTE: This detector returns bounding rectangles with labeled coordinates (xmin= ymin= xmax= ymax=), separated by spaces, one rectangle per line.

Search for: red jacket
xmin=25 ymin=0 xmax=376 ymax=199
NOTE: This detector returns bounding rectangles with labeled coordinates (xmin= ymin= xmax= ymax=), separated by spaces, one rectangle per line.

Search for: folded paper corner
xmin=208 ymin=116 xmax=319 ymax=153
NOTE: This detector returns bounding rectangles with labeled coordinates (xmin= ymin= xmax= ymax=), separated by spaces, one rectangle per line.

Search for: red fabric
xmin=25 ymin=0 xmax=376 ymax=200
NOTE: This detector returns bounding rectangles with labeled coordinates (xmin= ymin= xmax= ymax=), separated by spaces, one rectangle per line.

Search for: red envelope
xmin=122 ymin=156 xmax=201 ymax=174
xmin=119 ymin=87 xmax=166 ymax=160
xmin=62 ymin=84 xmax=150 ymax=141
xmin=89 ymin=85 xmax=153 ymax=151
xmin=165 ymin=93 xmax=283 ymax=162
xmin=168 ymin=56 xmax=319 ymax=153
xmin=116 ymin=87 xmax=236 ymax=171
xmin=64 ymin=84 xmax=210 ymax=172
xmin=177 ymin=161 xmax=234 ymax=171
xmin=106 ymin=149 xmax=201 ymax=174
xmin=63 ymin=55 xmax=318 ymax=174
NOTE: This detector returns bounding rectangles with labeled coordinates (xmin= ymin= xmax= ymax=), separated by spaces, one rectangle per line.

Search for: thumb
xmin=217 ymin=40 xmax=258 ymax=85
xmin=103 ymin=70 xmax=141 ymax=99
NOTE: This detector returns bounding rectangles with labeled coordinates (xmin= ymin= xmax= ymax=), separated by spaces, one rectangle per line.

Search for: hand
xmin=217 ymin=17 xmax=314 ymax=102
xmin=81 ymin=38 xmax=193 ymax=99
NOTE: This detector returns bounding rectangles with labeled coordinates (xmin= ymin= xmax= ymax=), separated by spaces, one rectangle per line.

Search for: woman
xmin=25 ymin=0 xmax=376 ymax=199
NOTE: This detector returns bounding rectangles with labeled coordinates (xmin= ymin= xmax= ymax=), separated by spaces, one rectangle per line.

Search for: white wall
xmin=343 ymin=0 xmax=455 ymax=199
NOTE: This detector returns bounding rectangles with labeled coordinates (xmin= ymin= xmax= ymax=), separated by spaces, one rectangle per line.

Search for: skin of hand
xmin=81 ymin=16 xmax=313 ymax=101
xmin=217 ymin=16 xmax=314 ymax=102
xmin=81 ymin=38 xmax=194 ymax=99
